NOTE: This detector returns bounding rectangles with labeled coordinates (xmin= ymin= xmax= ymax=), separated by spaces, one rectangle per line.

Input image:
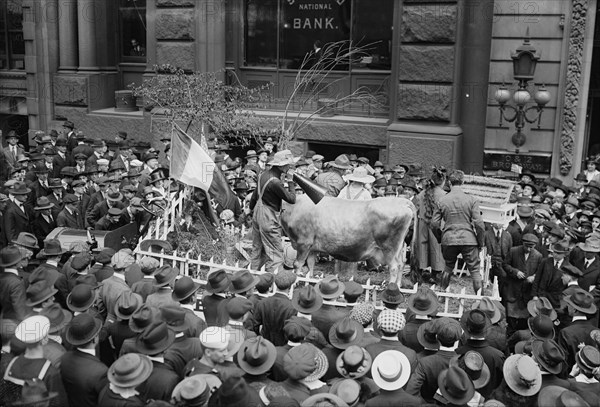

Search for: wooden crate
xmin=479 ymin=203 xmax=517 ymax=226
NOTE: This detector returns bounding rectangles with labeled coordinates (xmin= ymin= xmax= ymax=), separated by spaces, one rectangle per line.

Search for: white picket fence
xmin=136 ymin=188 xmax=187 ymax=243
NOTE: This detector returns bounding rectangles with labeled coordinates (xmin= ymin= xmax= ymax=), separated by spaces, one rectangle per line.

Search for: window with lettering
xmin=119 ymin=0 xmax=147 ymax=63
xmin=0 ymin=0 xmax=24 ymax=70
xmin=244 ymin=0 xmax=393 ymax=71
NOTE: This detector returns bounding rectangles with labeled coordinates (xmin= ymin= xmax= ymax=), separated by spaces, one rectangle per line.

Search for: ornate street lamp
xmin=494 ymin=30 xmax=551 ymax=152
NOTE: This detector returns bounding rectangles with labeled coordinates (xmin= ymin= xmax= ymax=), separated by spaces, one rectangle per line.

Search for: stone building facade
xmin=0 ymin=0 xmax=598 ymax=179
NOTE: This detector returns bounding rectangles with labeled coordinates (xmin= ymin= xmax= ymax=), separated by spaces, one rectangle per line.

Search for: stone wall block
xmin=397 ymin=84 xmax=452 ymax=121
xmin=398 ymin=45 xmax=455 ymax=82
xmin=156 ymin=10 xmax=195 ymax=40
xmin=156 ymin=42 xmax=195 ymax=71
xmin=156 ymin=0 xmax=195 ymax=7
xmin=53 ymin=75 xmax=88 ymax=106
xmin=401 ymin=5 xmax=457 ymax=43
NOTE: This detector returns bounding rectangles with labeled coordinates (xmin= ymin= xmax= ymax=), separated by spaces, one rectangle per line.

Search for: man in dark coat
xmin=366 ymin=350 xmax=422 ymax=407
xmin=94 ymin=207 xmax=126 ymax=231
xmin=3 ymin=181 xmax=33 ymax=242
xmin=0 ymin=246 xmax=29 ymax=321
xmin=431 ymin=169 xmax=486 ymax=294
xmin=253 ymin=270 xmax=297 ymax=346
xmin=171 ymin=276 xmax=206 ymax=338
xmin=56 ymin=194 xmax=82 ymax=229
xmin=45 ymin=179 xmax=65 ymax=219
xmin=201 ymin=269 xmax=230 ymax=326
xmin=311 ymin=276 xmax=349 ymax=339
xmin=32 ymin=197 xmax=56 ymax=248
xmin=86 ymin=192 xmax=125 ymax=229
xmin=502 ymin=233 xmax=544 ymax=336
xmin=399 ymin=286 xmax=438 ymax=354
xmin=60 ymin=313 xmax=108 ymax=407
xmin=532 ymin=241 xmax=570 ymax=309
xmin=506 ymin=205 xmax=534 ymax=247
xmin=574 ymin=236 xmax=600 ymax=291
xmin=484 ymin=222 xmax=513 ymax=287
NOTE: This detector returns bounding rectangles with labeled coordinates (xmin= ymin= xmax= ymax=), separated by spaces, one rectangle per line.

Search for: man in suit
xmin=32 ymin=196 xmax=56 ymax=248
xmin=558 ymin=288 xmax=597 ymax=369
xmin=311 ymin=276 xmax=349 ymax=339
xmin=0 ymin=246 xmax=29 ymax=321
xmin=53 ymin=138 xmax=71 ymax=176
xmin=502 ymin=233 xmax=544 ymax=336
xmin=46 ymin=178 xmax=65 ymax=219
xmin=56 ymin=194 xmax=83 ymax=229
xmin=432 ymin=169 xmax=486 ymax=294
xmin=253 ymin=270 xmax=297 ymax=345
xmin=574 ymin=236 xmax=600 ymax=291
xmin=86 ymin=191 xmax=125 ymax=229
xmin=87 ymin=176 xmax=109 ymax=211
xmin=202 ymin=269 xmax=231 ymax=326
xmin=71 ymin=179 xmax=91 ymax=227
xmin=94 ymin=207 xmax=126 ymax=231
xmin=399 ymin=286 xmax=438 ymax=354
xmin=161 ymin=306 xmax=203 ymax=378
xmin=2 ymin=130 xmax=24 ymax=177
xmin=26 ymin=163 xmax=51 ymax=208
xmin=171 ymin=275 xmax=206 ymax=338
xmin=86 ymin=139 xmax=106 ymax=168
xmin=97 ymin=261 xmax=131 ymax=324
xmin=59 ymin=313 xmax=108 ymax=407
xmin=3 ymin=181 xmax=33 ymax=243
xmin=120 ymin=197 xmax=149 ymax=233
xmin=0 ymin=193 xmax=9 ymax=247
xmin=532 ymin=241 xmax=570 ymax=309
xmin=484 ymin=222 xmax=513 ymax=292
xmin=63 ymin=120 xmax=78 ymax=152
xmin=506 ymin=205 xmax=534 ymax=247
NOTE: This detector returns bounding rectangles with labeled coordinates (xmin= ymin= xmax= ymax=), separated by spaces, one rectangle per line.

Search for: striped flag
xmin=170 ymin=129 xmax=215 ymax=191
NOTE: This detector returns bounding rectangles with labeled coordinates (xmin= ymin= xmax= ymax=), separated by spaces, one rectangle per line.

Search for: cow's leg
xmin=293 ymin=243 xmax=313 ymax=276
xmin=305 ymin=252 xmax=316 ymax=277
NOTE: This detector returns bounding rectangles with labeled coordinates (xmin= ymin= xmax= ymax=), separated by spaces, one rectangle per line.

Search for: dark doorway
xmin=585 ymin=3 xmax=600 ymax=158
xmin=307 ymin=142 xmax=380 ymax=165
xmin=0 ymin=114 xmax=29 ymax=150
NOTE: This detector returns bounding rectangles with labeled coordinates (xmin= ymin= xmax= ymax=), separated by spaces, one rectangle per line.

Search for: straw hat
xmin=344 ymin=167 xmax=375 ymax=184
xmin=371 ymin=350 xmax=411 ymax=391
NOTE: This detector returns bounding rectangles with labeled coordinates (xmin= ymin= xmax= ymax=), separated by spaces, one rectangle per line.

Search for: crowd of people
xmin=2 ymin=124 xmax=600 ymax=406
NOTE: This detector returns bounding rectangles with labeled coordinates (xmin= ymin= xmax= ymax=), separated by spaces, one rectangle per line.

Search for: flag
xmin=510 ymin=163 xmax=522 ymax=174
xmin=171 ymin=129 xmax=215 ymax=191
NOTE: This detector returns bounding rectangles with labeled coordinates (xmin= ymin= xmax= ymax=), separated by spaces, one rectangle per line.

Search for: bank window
xmin=119 ymin=0 xmax=147 ymax=62
xmin=245 ymin=0 xmax=393 ymax=71
xmin=0 ymin=0 xmax=24 ymax=70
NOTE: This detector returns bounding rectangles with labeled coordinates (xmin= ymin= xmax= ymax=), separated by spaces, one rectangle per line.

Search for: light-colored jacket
xmin=431 ymin=186 xmax=485 ymax=246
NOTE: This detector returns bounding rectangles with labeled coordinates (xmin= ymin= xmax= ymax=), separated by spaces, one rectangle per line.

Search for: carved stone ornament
xmin=560 ymin=0 xmax=588 ymax=175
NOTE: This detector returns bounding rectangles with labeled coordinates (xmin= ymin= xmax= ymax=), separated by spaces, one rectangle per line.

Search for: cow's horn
xmin=293 ymin=173 xmax=327 ymax=204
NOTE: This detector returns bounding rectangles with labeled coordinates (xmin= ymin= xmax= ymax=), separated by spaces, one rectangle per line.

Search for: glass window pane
xmin=120 ymin=0 xmax=146 ymax=61
xmin=279 ymin=0 xmax=351 ymax=70
xmin=352 ymin=0 xmax=393 ymax=70
xmin=6 ymin=0 xmax=22 ymax=30
xmin=245 ymin=0 xmax=277 ymax=67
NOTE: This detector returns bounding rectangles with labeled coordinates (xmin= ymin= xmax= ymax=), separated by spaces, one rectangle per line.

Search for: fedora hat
xmin=12 ymin=232 xmax=39 ymax=251
xmin=380 ymin=282 xmax=404 ymax=305
xmin=417 ymin=320 xmax=440 ymax=351
xmin=330 ymin=154 xmax=352 ymax=170
xmin=32 ymin=196 xmax=54 ymax=211
xmin=579 ymin=237 xmax=600 ymax=253
xmin=229 ymin=269 xmax=260 ymax=294
xmin=12 ymin=379 xmax=59 ymax=406
xmin=329 ymin=318 xmax=364 ymax=350
xmin=171 ymin=376 xmax=211 ymax=407
xmin=336 ymin=345 xmax=372 ymax=379
xmin=471 ymin=297 xmax=502 ymax=324
xmin=438 ymin=365 xmax=475 ymax=405
xmin=316 ymin=276 xmax=345 ymax=300
xmin=407 ymin=286 xmax=438 ymax=316
xmin=7 ymin=181 xmax=31 ymax=195
xmin=40 ymin=303 xmax=72 ymax=334
xmin=0 ymin=246 xmax=23 ymax=268
xmin=153 ymin=266 xmax=178 ymax=287
xmin=292 ymin=285 xmax=323 ymax=314
xmin=139 ymin=239 xmax=173 ymax=253
xmin=108 ymin=353 xmax=153 ymax=388
xmin=106 ymin=191 xmax=123 ymax=202
xmin=461 ymin=309 xmax=491 ymax=337
xmin=66 ymin=284 xmax=97 ymax=313
xmin=538 ymin=386 xmax=590 ymax=407
xmin=550 ymin=241 xmax=570 ymax=254
xmin=161 ymin=305 xmax=191 ymax=333
xmin=344 ymin=167 xmax=375 ymax=184
xmin=532 ymin=339 xmax=565 ymax=374
xmin=329 ymin=379 xmax=360 ymax=407
xmin=172 ymin=275 xmax=200 ymax=302
xmin=527 ymin=297 xmax=557 ymax=320
xmin=527 ymin=314 xmax=555 ymax=340
xmin=66 ymin=313 xmax=102 ymax=346
xmin=245 ymin=150 xmax=258 ymax=159
xmin=205 ymin=269 xmax=231 ymax=294
xmin=237 ymin=336 xmax=277 ymax=375
xmin=114 ymin=292 xmax=143 ymax=320
xmin=269 ymin=151 xmax=293 ymax=167
xmin=450 ymin=351 xmax=490 ymax=390
xmin=504 ymin=354 xmax=542 ymax=396
xmin=135 ymin=321 xmax=175 ymax=355
xmin=129 ymin=305 xmax=156 ymax=333
xmin=25 ymin=280 xmax=58 ymax=307
xmin=15 ymin=316 xmax=50 ymax=344
xmin=211 ymin=376 xmax=263 ymax=407
xmin=565 ymin=288 xmax=597 ymax=314
xmin=371 ymin=350 xmax=411 ymax=391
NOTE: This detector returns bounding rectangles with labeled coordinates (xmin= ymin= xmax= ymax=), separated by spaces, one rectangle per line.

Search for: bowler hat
xmin=12 ymin=379 xmax=59 ymax=406
xmin=380 ymin=282 xmax=404 ymax=305
xmin=532 ymin=339 xmax=565 ymax=374
xmin=172 ymin=275 xmax=200 ymax=302
xmin=237 ymin=336 xmax=277 ymax=375
xmin=135 ymin=321 xmax=175 ymax=355
xmin=129 ymin=305 xmax=156 ymax=333
xmin=12 ymin=232 xmax=39 ymax=251
xmin=25 ymin=280 xmax=58 ymax=307
xmin=229 ymin=269 xmax=260 ymax=294
xmin=336 ymin=345 xmax=372 ymax=379
xmin=114 ymin=292 xmax=143 ymax=320
xmin=527 ymin=314 xmax=555 ymax=340
xmin=407 ymin=286 xmax=438 ymax=316
xmin=438 ymin=365 xmax=475 ymax=405
xmin=329 ymin=318 xmax=364 ymax=350
xmin=66 ymin=313 xmax=102 ymax=346
xmin=66 ymin=284 xmax=97 ymax=312
xmin=292 ymin=285 xmax=323 ymax=314
xmin=153 ymin=266 xmax=178 ymax=287
xmin=565 ymin=288 xmax=597 ymax=314
xmin=161 ymin=305 xmax=191 ymax=332
xmin=108 ymin=353 xmax=153 ymax=388
xmin=205 ymin=269 xmax=230 ymax=294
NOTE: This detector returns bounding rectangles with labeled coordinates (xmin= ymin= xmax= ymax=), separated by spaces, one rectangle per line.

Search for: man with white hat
xmin=1 ymin=315 xmax=68 ymax=406
xmin=249 ymin=150 xmax=296 ymax=273
xmin=338 ymin=167 xmax=374 ymax=201
xmin=185 ymin=327 xmax=244 ymax=381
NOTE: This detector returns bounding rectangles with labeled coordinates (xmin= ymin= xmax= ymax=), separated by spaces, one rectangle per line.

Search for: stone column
xmin=77 ymin=0 xmax=98 ymax=71
xmin=58 ymin=0 xmax=78 ymax=71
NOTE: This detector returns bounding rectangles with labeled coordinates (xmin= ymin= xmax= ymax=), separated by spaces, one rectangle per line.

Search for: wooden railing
xmin=136 ymin=188 xmax=187 ymax=244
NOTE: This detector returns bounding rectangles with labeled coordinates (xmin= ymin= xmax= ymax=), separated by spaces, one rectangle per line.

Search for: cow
xmin=280 ymin=194 xmax=416 ymax=284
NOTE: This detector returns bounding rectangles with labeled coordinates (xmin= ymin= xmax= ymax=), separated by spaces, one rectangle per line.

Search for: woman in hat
xmin=338 ymin=167 xmax=374 ymax=201
xmin=584 ymin=157 xmax=600 ymax=183
xmin=413 ymin=166 xmax=447 ymax=284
